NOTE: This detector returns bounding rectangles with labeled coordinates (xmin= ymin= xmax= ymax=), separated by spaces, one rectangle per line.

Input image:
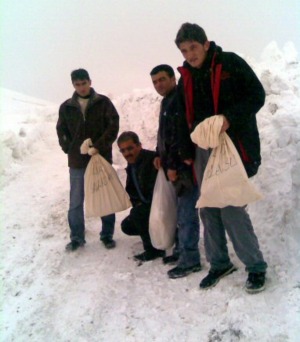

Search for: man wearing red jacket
xmin=57 ymin=69 xmax=119 ymax=251
xmin=175 ymin=23 xmax=267 ymax=293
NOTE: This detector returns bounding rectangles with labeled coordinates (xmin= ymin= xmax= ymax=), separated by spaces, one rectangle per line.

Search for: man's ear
xmin=204 ymin=41 xmax=210 ymax=52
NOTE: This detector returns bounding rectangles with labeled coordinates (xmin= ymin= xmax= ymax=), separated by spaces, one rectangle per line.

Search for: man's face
xmin=151 ymin=71 xmax=176 ymax=97
xmin=73 ymin=79 xmax=91 ymax=97
xmin=179 ymin=40 xmax=210 ymax=69
xmin=118 ymin=139 xmax=142 ymax=164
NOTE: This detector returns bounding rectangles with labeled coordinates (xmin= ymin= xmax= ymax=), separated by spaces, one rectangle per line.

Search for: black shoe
xmin=65 ymin=240 xmax=85 ymax=251
xmin=245 ymin=272 xmax=266 ymax=294
xmin=168 ymin=264 xmax=201 ymax=279
xmin=199 ymin=265 xmax=237 ymax=289
xmin=134 ymin=249 xmax=165 ymax=262
xmin=101 ymin=237 xmax=116 ymax=249
xmin=163 ymin=254 xmax=179 ymax=265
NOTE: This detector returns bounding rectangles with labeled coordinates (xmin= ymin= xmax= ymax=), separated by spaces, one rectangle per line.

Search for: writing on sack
xmin=91 ymin=166 xmax=114 ymax=192
xmin=205 ymin=137 xmax=238 ymax=180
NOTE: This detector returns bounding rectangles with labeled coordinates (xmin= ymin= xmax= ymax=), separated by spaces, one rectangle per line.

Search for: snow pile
xmin=113 ymin=88 xmax=161 ymax=170
xmin=0 ymin=89 xmax=57 ymax=186
xmin=251 ymin=42 xmax=300 ymax=276
xmin=1 ymin=41 xmax=300 ymax=341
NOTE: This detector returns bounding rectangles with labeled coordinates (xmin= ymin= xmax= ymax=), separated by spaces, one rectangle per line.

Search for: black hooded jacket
xmin=177 ymin=42 xmax=265 ymax=177
xmin=156 ymin=87 xmax=182 ymax=170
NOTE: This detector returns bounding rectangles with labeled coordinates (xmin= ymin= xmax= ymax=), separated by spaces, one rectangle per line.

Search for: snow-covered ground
xmin=1 ymin=42 xmax=300 ymax=341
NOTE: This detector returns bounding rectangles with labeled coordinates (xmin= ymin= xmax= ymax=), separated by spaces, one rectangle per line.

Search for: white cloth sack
xmin=149 ymin=168 xmax=177 ymax=250
xmin=191 ymin=115 xmax=262 ymax=208
xmin=84 ymin=154 xmax=132 ymax=217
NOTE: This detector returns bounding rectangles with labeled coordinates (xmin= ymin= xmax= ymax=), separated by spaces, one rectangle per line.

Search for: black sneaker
xmin=101 ymin=237 xmax=116 ymax=249
xmin=163 ymin=254 xmax=179 ymax=265
xmin=65 ymin=240 xmax=85 ymax=251
xmin=199 ymin=265 xmax=237 ymax=289
xmin=134 ymin=249 xmax=165 ymax=262
xmin=168 ymin=263 xmax=201 ymax=279
xmin=245 ymin=272 xmax=266 ymax=294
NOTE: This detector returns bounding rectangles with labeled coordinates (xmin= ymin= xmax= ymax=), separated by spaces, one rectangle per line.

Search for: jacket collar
xmin=66 ymin=88 xmax=103 ymax=107
xmin=125 ymin=149 xmax=147 ymax=171
xmin=164 ymin=86 xmax=177 ymax=99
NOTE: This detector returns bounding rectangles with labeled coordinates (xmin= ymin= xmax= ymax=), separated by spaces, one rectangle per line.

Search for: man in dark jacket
xmin=150 ymin=64 xmax=201 ymax=278
xmin=175 ymin=23 xmax=267 ymax=293
xmin=56 ymin=69 xmax=119 ymax=251
xmin=117 ymin=131 xmax=164 ymax=262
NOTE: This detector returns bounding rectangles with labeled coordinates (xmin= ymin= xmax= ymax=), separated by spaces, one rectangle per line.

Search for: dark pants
xmin=194 ymin=147 xmax=267 ymax=273
xmin=121 ymin=203 xmax=156 ymax=252
xmin=177 ymin=184 xmax=200 ymax=268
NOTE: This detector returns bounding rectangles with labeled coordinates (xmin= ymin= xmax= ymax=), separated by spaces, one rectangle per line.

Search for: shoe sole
xmin=245 ymin=284 xmax=266 ymax=294
xmin=101 ymin=240 xmax=116 ymax=249
xmin=163 ymin=261 xmax=178 ymax=266
xmin=103 ymin=244 xmax=116 ymax=249
xmin=163 ymin=258 xmax=179 ymax=265
xmin=200 ymin=266 xmax=237 ymax=289
xmin=168 ymin=266 xmax=202 ymax=279
xmin=134 ymin=255 xmax=163 ymax=262
xmin=65 ymin=243 xmax=85 ymax=251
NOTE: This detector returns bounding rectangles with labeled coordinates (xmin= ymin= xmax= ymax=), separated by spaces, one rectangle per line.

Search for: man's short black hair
xmin=117 ymin=131 xmax=141 ymax=146
xmin=71 ymin=69 xmax=90 ymax=82
xmin=150 ymin=64 xmax=175 ymax=78
xmin=175 ymin=23 xmax=208 ymax=47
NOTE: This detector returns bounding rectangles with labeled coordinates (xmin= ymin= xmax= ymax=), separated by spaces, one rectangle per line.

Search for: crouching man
xmin=117 ymin=131 xmax=164 ymax=262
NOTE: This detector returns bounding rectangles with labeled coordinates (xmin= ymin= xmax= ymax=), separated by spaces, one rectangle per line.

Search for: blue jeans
xmin=68 ymin=168 xmax=115 ymax=243
xmin=177 ymin=184 xmax=201 ymax=268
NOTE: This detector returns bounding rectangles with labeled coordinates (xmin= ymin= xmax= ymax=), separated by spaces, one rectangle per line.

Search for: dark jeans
xmin=121 ymin=203 xmax=156 ymax=252
xmin=68 ymin=168 xmax=115 ymax=243
xmin=177 ymin=184 xmax=201 ymax=268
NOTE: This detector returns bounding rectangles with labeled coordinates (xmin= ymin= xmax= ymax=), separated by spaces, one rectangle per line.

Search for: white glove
xmin=80 ymin=138 xmax=92 ymax=154
xmin=88 ymin=147 xmax=99 ymax=156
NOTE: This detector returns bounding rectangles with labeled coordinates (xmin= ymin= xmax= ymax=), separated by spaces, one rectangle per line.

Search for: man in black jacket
xmin=117 ymin=131 xmax=164 ymax=262
xmin=175 ymin=23 xmax=267 ymax=293
xmin=150 ymin=65 xmax=201 ymax=278
xmin=56 ymin=69 xmax=119 ymax=251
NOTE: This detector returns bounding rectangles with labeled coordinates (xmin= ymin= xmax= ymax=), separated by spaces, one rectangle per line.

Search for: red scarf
xmin=178 ymin=52 xmax=222 ymax=129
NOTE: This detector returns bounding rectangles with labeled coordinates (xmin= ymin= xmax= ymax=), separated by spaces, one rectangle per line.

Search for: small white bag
xmin=149 ymin=168 xmax=177 ymax=250
xmin=84 ymin=154 xmax=132 ymax=217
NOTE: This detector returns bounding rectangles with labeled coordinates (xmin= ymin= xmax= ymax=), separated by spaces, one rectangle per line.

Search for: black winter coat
xmin=156 ymin=88 xmax=183 ymax=170
xmin=125 ymin=149 xmax=157 ymax=207
xmin=56 ymin=88 xmax=119 ymax=168
xmin=177 ymin=42 xmax=265 ymax=177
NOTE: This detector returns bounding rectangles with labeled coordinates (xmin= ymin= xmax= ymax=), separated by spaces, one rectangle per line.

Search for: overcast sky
xmin=0 ymin=0 xmax=299 ymax=104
